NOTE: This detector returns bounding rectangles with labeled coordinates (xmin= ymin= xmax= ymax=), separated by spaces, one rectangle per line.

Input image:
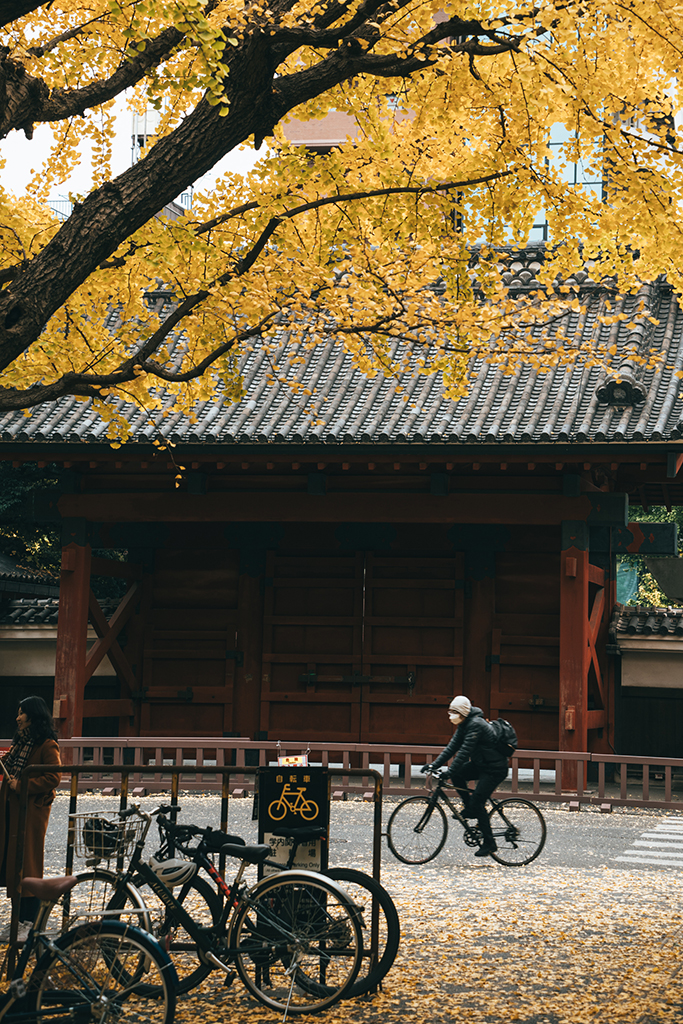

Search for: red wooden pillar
xmin=559 ymin=521 xmax=589 ymax=790
xmin=54 ymin=538 xmax=92 ymax=746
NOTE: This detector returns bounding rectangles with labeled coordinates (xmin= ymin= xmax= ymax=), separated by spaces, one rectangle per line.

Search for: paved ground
xmin=3 ymin=792 xmax=683 ymax=1023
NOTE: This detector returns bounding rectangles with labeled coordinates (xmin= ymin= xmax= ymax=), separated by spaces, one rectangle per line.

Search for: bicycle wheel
xmin=39 ymin=869 xmax=150 ymax=938
xmin=325 ymin=867 xmax=400 ymax=996
xmin=141 ymin=874 xmax=221 ymax=994
xmin=231 ymin=870 xmax=362 ymax=1014
xmin=31 ymin=919 xmax=176 ymax=1024
xmin=488 ymin=798 xmax=547 ymax=866
xmin=386 ymin=796 xmax=448 ymax=864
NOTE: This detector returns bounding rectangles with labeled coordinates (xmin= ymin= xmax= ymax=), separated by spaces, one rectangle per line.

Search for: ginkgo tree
xmin=0 ymin=0 xmax=682 ymax=437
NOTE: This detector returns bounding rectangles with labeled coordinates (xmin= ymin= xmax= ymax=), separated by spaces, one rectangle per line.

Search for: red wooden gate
xmin=260 ymin=553 xmax=464 ymax=744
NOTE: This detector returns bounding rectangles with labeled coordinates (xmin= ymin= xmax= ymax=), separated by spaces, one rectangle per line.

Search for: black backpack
xmin=489 ymin=718 xmax=518 ymax=758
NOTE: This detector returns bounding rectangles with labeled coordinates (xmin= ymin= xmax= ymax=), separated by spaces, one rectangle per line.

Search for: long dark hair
xmin=14 ymin=695 xmax=58 ymax=745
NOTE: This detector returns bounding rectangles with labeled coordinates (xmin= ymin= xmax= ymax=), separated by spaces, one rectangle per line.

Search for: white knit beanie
xmin=449 ymin=695 xmax=472 ymax=717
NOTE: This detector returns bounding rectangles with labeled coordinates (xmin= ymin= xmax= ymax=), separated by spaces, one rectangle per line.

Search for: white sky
xmin=0 ymin=95 xmax=262 ymax=202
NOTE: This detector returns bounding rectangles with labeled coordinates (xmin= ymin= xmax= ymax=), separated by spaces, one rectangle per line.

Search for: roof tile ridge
xmin=227 ymin=340 xmax=284 ymax=436
xmin=631 ymin=293 xmax=677 ymax=438
xmin=379 ymin=348 xmax=427 ymax=439
xmin=307 ymin=344 xmax=356 ymax=438
xmin=505 ymin=365 xmax=539 ymax=437
xmin=574 ymin=367 xmax=603 ymax=439
xmin=650 ymin=295 xmax=683 ymax=439
xmin=556 ymin=363 xmax=590 ymax=440
xmin=326 ymin=373 xmax=377 ymax=438
xmin=260 ymin=338 xmax=319 ymax=438
xmin=467 ymin=362 xmax=506 ymax=438
xmin=596 ymin=282 xmax=660 ymax=406
xmin=348 ymin=342 xmax=403 ymax=438
xmin=593 ymin=402 xmax=616 ymax=441
xmin=519 ymin=362 xmax=561 ymax=439
xmin=445 ymin=352 xmax=485 ymax=437
xmin=313 ymin=350 xmax=362 ymax=436
xmin=396 ymin=359 xmax=447 ymax=438
xmin=416 ymin=374 xmax=448 ymax=437
xmin=291 ymin=339 xmax=345 ymax=439
xmin=538 ymin=365 xmax=573 ymax=439
xmin=486 ymin=363 xmax=525 ymax=439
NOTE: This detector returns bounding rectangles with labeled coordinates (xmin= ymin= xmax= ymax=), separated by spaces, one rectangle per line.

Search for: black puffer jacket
xmin=432 ymin=708 xmax=508 ymax=773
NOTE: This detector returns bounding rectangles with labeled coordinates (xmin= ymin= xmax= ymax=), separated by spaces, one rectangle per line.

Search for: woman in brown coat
xmin=0 ymin=695 xmax=61 ymax=927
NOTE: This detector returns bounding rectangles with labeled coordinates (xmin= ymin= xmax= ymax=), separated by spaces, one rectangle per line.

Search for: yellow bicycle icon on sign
xmin=268 ymin=784 xmax=319 ymax=821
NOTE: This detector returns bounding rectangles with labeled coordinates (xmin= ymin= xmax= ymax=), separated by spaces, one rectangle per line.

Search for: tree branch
xmin=0 ymin=23 xmax=184 ymax=139
xmin=0 ymin=0 xmax=47 ymax=29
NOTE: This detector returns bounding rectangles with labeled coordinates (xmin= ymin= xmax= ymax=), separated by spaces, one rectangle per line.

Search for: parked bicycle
xmin=386 ymin=769 xmax=547 ymax=866
xmin=244 ymin=823 xmax=399 ymax=997
xmin=50 ymin=804 xmax=363 ymax=1015
xmin=0 ymin=874 xmax=176 ymax=1024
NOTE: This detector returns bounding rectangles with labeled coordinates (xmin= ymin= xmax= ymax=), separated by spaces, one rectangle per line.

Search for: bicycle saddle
xmin=221 ymin=843 xmax=271 ymax=864
xmin=270 ymin=826 xmax=327 ymax=842
xmin=203 ymin=831 xmax=245 ymax=853
xmin=23 ymin=876 xmax=79 ymax=901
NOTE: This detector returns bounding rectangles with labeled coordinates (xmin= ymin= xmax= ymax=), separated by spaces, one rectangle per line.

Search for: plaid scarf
xmin=4 ymin=730 xmax=35 ymax=779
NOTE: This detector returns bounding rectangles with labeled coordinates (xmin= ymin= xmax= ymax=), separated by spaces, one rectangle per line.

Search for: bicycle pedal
xmin=223 ymin=970 xmax=237 ymax=987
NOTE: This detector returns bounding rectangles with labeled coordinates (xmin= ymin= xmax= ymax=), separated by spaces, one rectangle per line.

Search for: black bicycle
xmin=51 ymin=804 xmax=363 ymax=1015
xmin=0 ymin=874 xmax=177 ymax=1024
xmin=386 ymin=770 xmax=547 ymax=866
xmin=260 ymin=824 xmax=400 ymax=997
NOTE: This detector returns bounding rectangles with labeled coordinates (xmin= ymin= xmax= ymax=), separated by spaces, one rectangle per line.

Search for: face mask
xmin=449 ymin=712 xmax=462 ymax=725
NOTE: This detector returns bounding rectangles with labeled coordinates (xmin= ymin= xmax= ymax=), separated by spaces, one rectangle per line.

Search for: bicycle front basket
xmin=70 ymin=813 xmax=143 ymax=861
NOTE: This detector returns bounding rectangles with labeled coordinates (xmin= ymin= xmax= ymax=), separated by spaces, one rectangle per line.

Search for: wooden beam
xmin=87 ymin=590 xmax=137 ymax=691
xmin=82 ymin=699 xmax=135 ymax=718
xmin=54 ymin=542 xmax=91 ymax=743
xmin=59 ymin=491 xmax=613 ymax=525
xmin=586 ymin=710 xmax=606 ymax=731
xmin=85 ymin=585 xmax=140 ymax=680
xmin=90 ymin=557 xmax=143 ymax=581
xmin=559 ymin=543 xmax=589 ymax=789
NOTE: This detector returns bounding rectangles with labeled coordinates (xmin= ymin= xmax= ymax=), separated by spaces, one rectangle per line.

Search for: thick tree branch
xmin=0 ymin=23 xmax=184 ymax=139
xmin=0 ymin=0 xmax=46 ymax=29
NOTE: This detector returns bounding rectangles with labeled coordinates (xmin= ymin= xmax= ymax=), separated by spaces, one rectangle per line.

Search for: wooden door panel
xmin=361 ymin=556 xmax=464 ymax=745
xmin=260 ymin=553 xmax=363 ymax=741
xmin=140 ymin=546 xmax=240 ymax=737
xmin=270 ymin=625 xmax=356 ymax=653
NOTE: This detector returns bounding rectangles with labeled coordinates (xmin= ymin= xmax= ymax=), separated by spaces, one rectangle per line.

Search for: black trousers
xmin=450 ymin=761 xmax=509 ymax=844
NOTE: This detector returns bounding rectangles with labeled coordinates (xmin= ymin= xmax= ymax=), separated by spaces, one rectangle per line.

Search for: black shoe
xmin=474 ymin=842 xmax=497 ymax=857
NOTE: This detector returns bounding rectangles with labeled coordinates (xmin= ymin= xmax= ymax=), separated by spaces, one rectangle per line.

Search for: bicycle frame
xmin=426 ymin=778 xmax=521 ymax=841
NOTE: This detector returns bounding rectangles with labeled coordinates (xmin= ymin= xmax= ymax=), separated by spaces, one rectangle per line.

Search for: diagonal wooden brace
xmin=86 ymin=584 xmax=139 ymax=691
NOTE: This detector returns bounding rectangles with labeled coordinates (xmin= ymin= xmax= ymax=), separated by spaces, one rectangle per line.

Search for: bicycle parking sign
xmin=257 ymin=766 xmax=330 ymax=875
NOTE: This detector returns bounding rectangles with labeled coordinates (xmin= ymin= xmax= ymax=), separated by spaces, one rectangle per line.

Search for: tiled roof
xmin=2 ymin=248 xmax=683 ymax=447
xmin=0 ymin=554 xmax=59 ymax=597
xmin=611 ymin=604 xmax=683 ymax=639
xmin=0 ymin=597 xmax=61 ymax=625
xmin=0 ymin=596 xmax=119 ymax=626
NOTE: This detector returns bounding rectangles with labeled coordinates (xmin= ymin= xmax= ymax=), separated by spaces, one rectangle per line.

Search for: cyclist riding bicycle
xmin=421 ymin=695 xmax=509 ymax=858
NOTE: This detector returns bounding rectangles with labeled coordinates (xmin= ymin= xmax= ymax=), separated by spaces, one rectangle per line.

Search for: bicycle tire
xmin=31 ymin=919 xmax=176 ymax=1024
xmin=135 ymin=874 xmax=222 ymax=996
xmin=386 ymin=795 xmax=448 ymax=864
xmin=39 ymin=868 xmax=151 ymax=938
xmin=488 ymin=798 xmax=547 ymax=866
xmin=324 ymin=867 xmax=400 ymax=996
xmin=230 ymin=870 xmax=362 ymax=1014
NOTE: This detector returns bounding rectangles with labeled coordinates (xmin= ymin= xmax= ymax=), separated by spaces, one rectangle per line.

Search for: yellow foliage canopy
xmin=0 ymin=0 xmax=682 ymax=437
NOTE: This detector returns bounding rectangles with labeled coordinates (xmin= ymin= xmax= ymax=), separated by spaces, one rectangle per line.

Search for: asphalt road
xmin=4 ymin=792 xmax=683 ymax=1023
xmin=35 ymin=791 xmax=683 ymax=878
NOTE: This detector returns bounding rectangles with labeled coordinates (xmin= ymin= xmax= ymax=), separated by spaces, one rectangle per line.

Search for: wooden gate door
xmin=260 ymin=553 xmax=364 ymax=742
xmin=361 ymin=555 xmax=464 ymax=745
xmin=260 ymin=552 xmax=463 ymax=745
xmin=141 ymin=549 xmax=240 ymax=736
